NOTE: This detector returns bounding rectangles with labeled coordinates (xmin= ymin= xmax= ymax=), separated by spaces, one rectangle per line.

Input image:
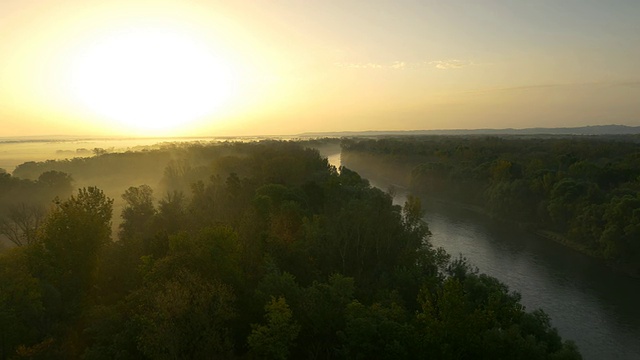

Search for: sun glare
xmin=69 ymin=27 xmax=237 ymax=135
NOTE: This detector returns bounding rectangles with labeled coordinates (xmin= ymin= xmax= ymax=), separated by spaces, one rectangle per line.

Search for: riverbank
xmin=419 ymin=193 xmax=640 ymax=279
xmin=533 ymin=230 xmax=601 ymax=258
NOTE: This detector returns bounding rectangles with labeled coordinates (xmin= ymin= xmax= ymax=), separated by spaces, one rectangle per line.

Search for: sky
xmin=1 ymin=0 xmax=639 ymax=137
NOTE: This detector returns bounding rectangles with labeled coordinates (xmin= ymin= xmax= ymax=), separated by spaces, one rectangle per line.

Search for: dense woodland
xmin=0 ymin=141 xmax=581 ymax=359
xmin=342 ymin=135 xmax=640 ymax=276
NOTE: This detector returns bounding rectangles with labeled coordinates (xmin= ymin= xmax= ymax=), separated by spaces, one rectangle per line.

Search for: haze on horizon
xmin=1 ymin=0 xmax=639 ymax=137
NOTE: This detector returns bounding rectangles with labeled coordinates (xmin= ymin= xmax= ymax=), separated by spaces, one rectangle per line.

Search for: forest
xmin=0 ymin=141 xmax=581 ymax=359
xmin=342 ymin=135 xmax=640 ymax=277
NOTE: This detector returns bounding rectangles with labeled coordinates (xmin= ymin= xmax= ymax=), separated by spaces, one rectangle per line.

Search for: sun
xmin=69 ymin=26 xmax=237 ymax=135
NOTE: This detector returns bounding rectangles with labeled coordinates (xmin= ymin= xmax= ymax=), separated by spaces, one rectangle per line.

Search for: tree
xmin=36 ymin=187 xmax=113 ymax=313
xmin=150 ymin=191 xmax=188 ymax=242
xmin=0 ymin=248 xmax=45 ymax=359
xmin=248 ymin=297 xmax=300 ymax=360
xmin=599 ymin=194 xmax=640 ymax=261
xmin=135 ymin=269 xmax=236 ymax=359
xmin=161 ymin=159 xmax=192 ymax=192
xmin=0 ymin=203 xmax=45 ymax=246
xmin=339 ymin=300 xmax=416 ymax=360
xmin=296 ymin=274 xmax=355 ymax=358
xmin=37 ymin=171 xmax=73 ymax=196
xmin=92 ymin=148 xmax=107 ymax=156
xmin=119 ymin=185 xmax=155 ymax=240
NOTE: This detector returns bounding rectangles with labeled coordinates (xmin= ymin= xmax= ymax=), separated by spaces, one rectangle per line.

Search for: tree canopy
xmin=0 ymin=140 xmax=581 ymax=359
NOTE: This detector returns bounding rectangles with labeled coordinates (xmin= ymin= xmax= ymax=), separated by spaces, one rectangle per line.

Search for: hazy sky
xmin=1 ymin=0 xmax=639 ymax=137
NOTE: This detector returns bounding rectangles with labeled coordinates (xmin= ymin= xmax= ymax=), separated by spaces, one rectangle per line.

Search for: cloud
xmin=334 ymin=62 xmax=382 ymax=69
xmin=390 ymin=61 xmax=406 ymax=69
xmin=334 ymin=61 xmax=406 ymax=70
xmin=335 ymin=59 xmax=476 ymax=70
xmin=428 ymin=59 xmax=474 ymax=70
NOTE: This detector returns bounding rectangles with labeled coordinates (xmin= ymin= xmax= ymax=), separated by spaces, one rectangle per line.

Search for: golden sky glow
xmin=1 ymin=0 xmax=639 ymax=137
xmin=68 ymin=26 xmax=238 ymax=134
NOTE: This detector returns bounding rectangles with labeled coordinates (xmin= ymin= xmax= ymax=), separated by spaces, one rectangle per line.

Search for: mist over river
xmin=331 ymin=151 xmax=640 ymax=360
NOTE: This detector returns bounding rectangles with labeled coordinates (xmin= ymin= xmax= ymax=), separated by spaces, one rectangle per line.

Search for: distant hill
xmin=299 ymin=125 xmax=640 ymax=137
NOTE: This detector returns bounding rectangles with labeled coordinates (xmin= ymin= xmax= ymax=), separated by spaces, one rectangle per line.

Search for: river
xmin=330 ymin=151 xmax=640 ymax=360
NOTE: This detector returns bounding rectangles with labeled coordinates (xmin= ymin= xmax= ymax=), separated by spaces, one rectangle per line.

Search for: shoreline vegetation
xmin=424 ymin=195 xmax=636 ymax=278
xmin=341 ymin=135 xmax=640 ymax=279
xmin=410 ymin=195 xmax=601 ymax=261
xmin=423 ymin=196 xmax=602 ymax=265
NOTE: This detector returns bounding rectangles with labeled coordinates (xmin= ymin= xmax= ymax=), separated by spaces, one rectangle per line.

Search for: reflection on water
xmin=336 ymin=153 xmax=640 ymax=360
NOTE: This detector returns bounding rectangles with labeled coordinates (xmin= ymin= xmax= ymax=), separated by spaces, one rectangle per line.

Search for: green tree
xmin=339 ymin=300 xmax=416 ymax=360
xmin=35 ymin=187 xmax=113 ymax=314
xmin=600 ymin=194 xmax=640 ymax=261
xmin=119 ymin=185 xmax=155 ymax=240
xmin=296 ymin=274 xmax=355 ymax=358
xmin=37 ymin=171 xmax=73 ymax=196
xmin=248 ymin=297 xmax=300 ymax=360
xmin=0 ymin=248 xmax=44 ymax=359
xmin=135 ymin=269 xmax=236 ymax=359
xmin=155 ymin=190 xmax=187 ymax=236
